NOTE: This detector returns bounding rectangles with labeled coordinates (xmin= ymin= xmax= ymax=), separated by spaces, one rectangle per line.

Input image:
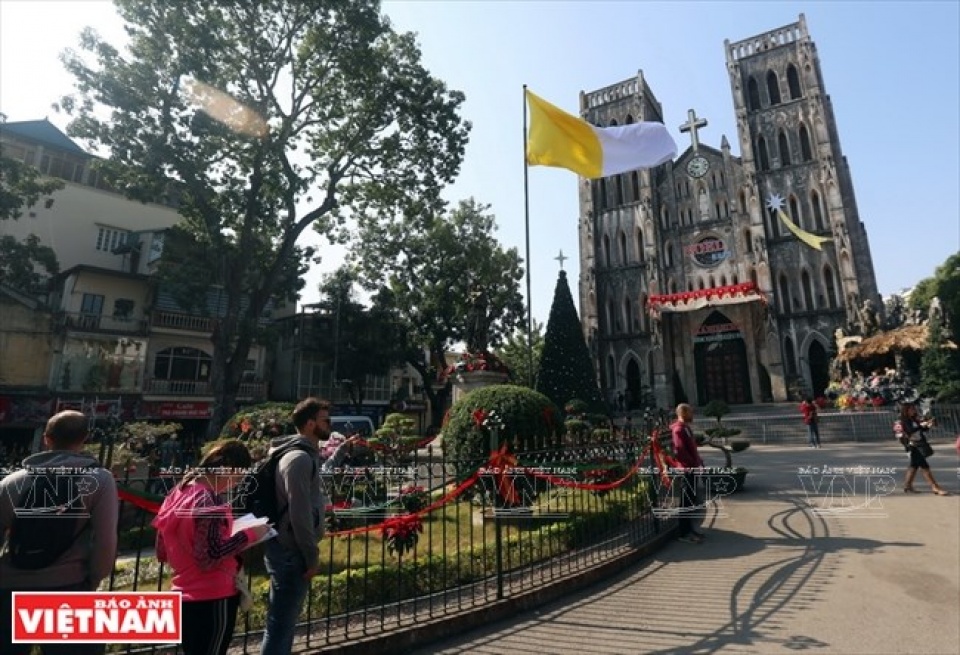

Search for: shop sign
xmin=685 ymin=236 xmax=731 ymax=267
xmin=149 ymin=401 xmax=212 ymax=419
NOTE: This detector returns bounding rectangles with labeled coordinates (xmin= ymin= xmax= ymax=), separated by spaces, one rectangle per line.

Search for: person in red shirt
xmin=671 ymin=403 xmax=705 ymax=543
xmin=799 ymin=396 xmax=821 ymax=448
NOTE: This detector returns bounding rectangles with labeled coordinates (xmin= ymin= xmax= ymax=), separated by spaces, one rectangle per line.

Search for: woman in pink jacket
xmin=153 ymin=440 xmax=270 ymax=655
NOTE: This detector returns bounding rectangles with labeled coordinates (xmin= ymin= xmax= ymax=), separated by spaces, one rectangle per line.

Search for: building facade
xmin=1 ymin=120 xmax=269 ymax=448
xmin=578 ymin=15 xmax=880 ymax=409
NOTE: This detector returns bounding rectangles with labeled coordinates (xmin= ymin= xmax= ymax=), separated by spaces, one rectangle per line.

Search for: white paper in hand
xmin=232 ymin=512 xmax=278 ymax=548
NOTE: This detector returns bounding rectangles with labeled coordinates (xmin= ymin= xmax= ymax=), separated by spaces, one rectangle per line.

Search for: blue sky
xmin=2 ymin=1 xmax=958 ymax=325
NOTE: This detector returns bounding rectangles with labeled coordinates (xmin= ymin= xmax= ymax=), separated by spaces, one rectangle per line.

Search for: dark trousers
xmin=676 ymin=472 xmax=700 ymax=537
xmin=181 ymin=594 xmax=240 ymax=655
xmin=1 ymin=581 xmax=104 ymax=655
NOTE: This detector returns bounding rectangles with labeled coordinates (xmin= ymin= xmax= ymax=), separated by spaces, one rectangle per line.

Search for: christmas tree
xmin=535 ymin=270 xmax=607 ymax=414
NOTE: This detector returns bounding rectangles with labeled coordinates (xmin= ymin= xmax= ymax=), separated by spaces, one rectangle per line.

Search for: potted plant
xmin=699 ymin=400 xmax=750 ymax=493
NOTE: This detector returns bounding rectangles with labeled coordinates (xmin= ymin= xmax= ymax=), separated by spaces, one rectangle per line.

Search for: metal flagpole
xmin=522 ymin=84 xmax=534 ymax=387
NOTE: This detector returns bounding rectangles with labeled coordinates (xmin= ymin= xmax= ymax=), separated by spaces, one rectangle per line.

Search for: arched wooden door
xmin=694 ymin=311 xmax=752 ymax=404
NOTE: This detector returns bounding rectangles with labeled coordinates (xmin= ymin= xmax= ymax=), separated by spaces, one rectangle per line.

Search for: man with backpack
xmin=0 ymin=410 xmax=118 ymax=655
xmin=259 ymin=397 xmax=356 ymax=655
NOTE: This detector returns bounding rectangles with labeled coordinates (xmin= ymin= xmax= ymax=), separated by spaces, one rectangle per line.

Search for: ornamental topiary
xmin=221 ymin=402 xmax=296 ymax=461
xmin=443 ymin=385 xmax=560 ymax=475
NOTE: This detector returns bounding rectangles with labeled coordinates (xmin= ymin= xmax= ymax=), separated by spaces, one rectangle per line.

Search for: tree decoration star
xmin=765 ymin=193 xmax=785 ymax=212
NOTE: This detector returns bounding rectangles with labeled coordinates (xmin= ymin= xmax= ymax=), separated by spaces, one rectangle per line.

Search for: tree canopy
xmin=353 ymin=198 xmax=525 ymax=425
xmin=496 ymin=319 xmax=544 ymax=388
xmin=0 ymin=155 xmax=63 ymax=293
xmin=315 ymin=266 xmax=408 ymax=411
xmin=908 ymin=251 xmax=960 ymax=343
xmin=58 ymin=0 xmax=469 ymax=435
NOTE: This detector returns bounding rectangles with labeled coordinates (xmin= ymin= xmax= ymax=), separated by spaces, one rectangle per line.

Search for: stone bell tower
xmin=724 ymin=13 xmax=880 ymax=397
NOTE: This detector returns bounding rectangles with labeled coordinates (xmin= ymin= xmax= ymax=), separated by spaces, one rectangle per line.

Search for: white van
xmin=330 ymin=415 xmax=376 ymax=438
xmin=327 ymin=415 xmax=377 ymax=465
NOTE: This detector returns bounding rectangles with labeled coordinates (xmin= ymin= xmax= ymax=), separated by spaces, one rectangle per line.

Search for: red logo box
xmin=12 ymin=592 xmax=181 ymax=644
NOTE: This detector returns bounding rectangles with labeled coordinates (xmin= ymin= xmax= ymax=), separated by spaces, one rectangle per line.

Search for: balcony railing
xmin=143 ymin=378 xmax=266 ymax=399
xmin=150 ymin=311 xmax=214 ymax=333
xmin=58 ymin=312 xmax=149 ymax=335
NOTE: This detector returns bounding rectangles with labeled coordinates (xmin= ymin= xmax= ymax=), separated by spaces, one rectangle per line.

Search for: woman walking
xmin=898 ymin=403 xmax=948 ymax=496
xmin=153 ymin=440 xmax=271 ymax=655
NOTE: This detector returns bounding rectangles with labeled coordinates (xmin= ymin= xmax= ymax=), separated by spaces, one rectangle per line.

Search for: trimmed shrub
xmin=444 ymin=385 xmax=560 ymax=475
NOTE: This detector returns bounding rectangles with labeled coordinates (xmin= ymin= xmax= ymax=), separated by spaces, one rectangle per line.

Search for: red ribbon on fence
xmin=650 ymin=429 xmax=680 ymax=489
xmin=486 ymin=442 xmax=520 ymax=505
xmin=117 ymin=486 xmax=162 ymax=514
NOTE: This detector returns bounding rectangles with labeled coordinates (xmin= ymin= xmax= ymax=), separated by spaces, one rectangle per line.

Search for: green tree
xmin=536 ymin=271 xmax=606 ymax=415
xmin=919 ymin=314 xmax=960 ymax=402
xmin=496 ymin=319 xmax=544 ymax=388
xmin=354 ymin=198 xmax=525 ymax=426
xmin=908 ymin=251 xmax=960 ymax=343
xmin=59 ymin=0 xmax=469 ymax=437
xmin=316 ymin=266 xmax=408 ymax=412
xmin=0 ymin=155 xmax=63 ymax=292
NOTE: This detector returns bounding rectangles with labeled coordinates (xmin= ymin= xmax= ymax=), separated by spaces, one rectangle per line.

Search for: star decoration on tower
xmin=765 ymin=193 xmax=785 ymax=212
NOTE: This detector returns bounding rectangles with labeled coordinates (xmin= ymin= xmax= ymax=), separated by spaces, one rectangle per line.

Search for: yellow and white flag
xmin=766 ymin=194 xmax=832 ymax=251
xmin=525 ymin=89 xmax=677 ymax=178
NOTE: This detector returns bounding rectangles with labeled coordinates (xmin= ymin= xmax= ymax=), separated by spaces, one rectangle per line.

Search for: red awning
xmin=647 ymin=282 xmax=766 ymax=314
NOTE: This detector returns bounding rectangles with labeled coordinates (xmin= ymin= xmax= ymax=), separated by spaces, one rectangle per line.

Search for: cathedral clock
xmin=686 ymin=155 xmax=710 ymax=179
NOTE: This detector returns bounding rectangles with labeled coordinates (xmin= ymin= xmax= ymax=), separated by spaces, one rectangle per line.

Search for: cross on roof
xmin=679 ymin=109 xmax=708 ymax=152
xmin=555 ymin=250 xmax=568 ymax=270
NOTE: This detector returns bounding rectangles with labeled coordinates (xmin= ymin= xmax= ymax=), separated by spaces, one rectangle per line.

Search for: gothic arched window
xmin=739 ymin=190 xmax=747 ymax=214
xmin=598 ymin=179 xmax=607 ymax=210
xmin=811 ymin=190 xmax=825 ymax=231
xmin=757 ymin=136 xmax=770 ymax=170
xmin=799 ymin=124 xmax=813 ymax=161
xmin=801 ymin=269 xmax=815 ymax=310
xmin=745 ymin=228 xmax=753 ymax=253
xmin=603 ymin=235 xmax=611 ymax=267
xmin=747 ymin=77 xmax=761 ymax=111
xmin=631 ymin=172 xmax=640 ymax=202
xmin=636 ymin=228 xmax=644 ymax=262
xmin=823 ymin=265 xmax=838 ymax=308
xmin=789 ymin=195 xmax=802 ymax=229
xmin=619 ymin=231 xmax=628 ymax=264
xmin=768 ymin=206 xmax=780 ymax=238
xmin=779 ymin=274 xmax=792 ymax=313
xmin=767 ymin=70 xmax=781 ymax=105
xmin=779 ymin=131 xmax=791 ymax=166
xmin=787 ymin=64 xmax=802 ymax=99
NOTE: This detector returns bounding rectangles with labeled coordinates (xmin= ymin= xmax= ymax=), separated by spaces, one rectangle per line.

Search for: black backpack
xmin=8 ymin=470 xmax=92 ymax=570
xmin=237 ymin=443 xmax=316 ymax=524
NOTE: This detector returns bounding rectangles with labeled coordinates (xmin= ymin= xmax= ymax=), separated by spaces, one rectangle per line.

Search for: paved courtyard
xmin=411 ymin=439 xmax=960 ymax=654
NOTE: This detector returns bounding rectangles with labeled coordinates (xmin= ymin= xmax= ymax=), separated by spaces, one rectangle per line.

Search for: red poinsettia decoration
xmin=381 ymin=514 xmax=424 ymax=556
xmin=472 ymin=408 xmax=488 ymax=427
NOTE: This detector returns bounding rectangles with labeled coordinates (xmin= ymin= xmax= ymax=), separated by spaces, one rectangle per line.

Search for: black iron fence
xmin=104 ymin=436 xmax=675 ymax=654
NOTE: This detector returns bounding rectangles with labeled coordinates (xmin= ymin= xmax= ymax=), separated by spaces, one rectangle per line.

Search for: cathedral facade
xmin=577 ymin=14 xmax=880 ymax=409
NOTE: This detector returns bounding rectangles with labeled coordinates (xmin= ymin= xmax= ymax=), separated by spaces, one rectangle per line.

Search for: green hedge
xmin=444 ymin=385 xmax=561 ymax=476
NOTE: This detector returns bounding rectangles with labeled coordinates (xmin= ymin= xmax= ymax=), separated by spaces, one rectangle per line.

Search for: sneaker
xmin=678 ymin=534 xmax=702 ymax=544
xmin=691 ymin=530 xmax=706 ymax=539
